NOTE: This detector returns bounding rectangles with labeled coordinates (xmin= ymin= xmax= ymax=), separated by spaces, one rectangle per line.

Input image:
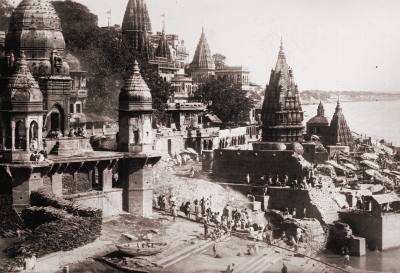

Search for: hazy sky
xmin=9 ymin=0 xmax=400 ymax=91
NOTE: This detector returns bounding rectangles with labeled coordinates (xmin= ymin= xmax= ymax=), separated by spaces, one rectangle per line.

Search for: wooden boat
xmin=116 ymin=242 xmax=167 ymax=257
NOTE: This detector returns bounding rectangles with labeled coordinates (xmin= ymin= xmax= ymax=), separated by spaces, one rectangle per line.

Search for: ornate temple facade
xmin=261 ymin=42 xmax=304 ymax=142
xmin=0 ymin=0 xmax=160 ymax=218
xmin=325 ymin=101 xmax=354 ymax=147
xmin=3 ymin=0 xmax=72 ymax=137
xmin=306 ymin=101 xmax=329 ymax=141
xmin=188 ymin=28 xmax=215 ymax=85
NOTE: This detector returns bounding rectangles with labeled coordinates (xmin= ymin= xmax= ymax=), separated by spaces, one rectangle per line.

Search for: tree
xmin=194 ymin=79 xmax=254 ymax=123
xmin=212 ymin=53 xmax=226 ymax=69
xmin=0 ymin=0 xmax=14 ymax=31
xmin=52 ymin=0 xmax=99 ymax=50
xmin=52 ymin=1 xmax=173 ymax=123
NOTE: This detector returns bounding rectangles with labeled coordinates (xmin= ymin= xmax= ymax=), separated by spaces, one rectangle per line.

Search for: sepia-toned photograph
xmin=1 ymin=0 xmax=400 ymax=272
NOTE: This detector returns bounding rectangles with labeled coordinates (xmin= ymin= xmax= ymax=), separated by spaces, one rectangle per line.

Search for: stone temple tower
xmin=261 ymin=41 xmax=304 ymax=142
xmin=325 ymin=101 xmax=354 ymax=147
xmin=3 ymin=0 xmax=72 ymax=137
xmin=118 ymin=61 xmax=160 ymax=217
xmin=122 ymin=0 xmax=152 ymax=55
xmin=189 ymin=27 xmax=215 ymax=85
xmin=0 ymin=52 xmax=44 ymax=162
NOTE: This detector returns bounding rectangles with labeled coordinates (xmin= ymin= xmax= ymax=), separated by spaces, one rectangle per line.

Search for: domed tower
xmin=122 ymin=0 xmax=152 ymax=55
xmin=3 ymin=0 xmax=72 ymax=137
xmin=65 ymin=53 xmax=87 ymax=126
xmin=189 ymin=27 xmax=215 ymax=84
xmin=261 ymin=41 xmax=304 ymax=142
xmin=118 ymin=60 xmax=153 ymax=153
xmin=306 ymin=101 xmax=329 ymax=138
xmin=0 ymin=52 xmax=44 ymax=162
xmin=325 ymin=101 xmax=353 ymax=148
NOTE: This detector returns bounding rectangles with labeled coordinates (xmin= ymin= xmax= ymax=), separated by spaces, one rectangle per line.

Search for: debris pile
xmin=3 ymin=189 xmax=102 ymax=265
xmin=0 ymin=195 xmax=26 ymax=238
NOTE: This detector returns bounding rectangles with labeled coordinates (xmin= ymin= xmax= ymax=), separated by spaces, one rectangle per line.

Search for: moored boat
xmin=116 ymin=242 xmax=167 ymax=257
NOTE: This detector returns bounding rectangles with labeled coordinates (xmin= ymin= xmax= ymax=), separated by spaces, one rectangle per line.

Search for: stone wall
xmin=212 ymin=149 xmax=306 ymax=180
xmin=339 ymin=210 xmax=383 ymax=250
xmin=381 ymin=213 xmax=400 ymax=250
xmin=267 ymin=187 xmax=340 ymax=224
xmin=154 ymin=130 xmax=185 ymax=157
xmin=64 ymin=189 xmax=123 ymax=217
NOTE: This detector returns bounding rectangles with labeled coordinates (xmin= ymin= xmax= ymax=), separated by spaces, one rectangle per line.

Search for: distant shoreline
xmin=301 ymin=98 xmax=400 ymax=105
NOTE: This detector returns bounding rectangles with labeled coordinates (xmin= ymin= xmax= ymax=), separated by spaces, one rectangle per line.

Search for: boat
xmin=116 ymin=242 xmax=167 ymax=257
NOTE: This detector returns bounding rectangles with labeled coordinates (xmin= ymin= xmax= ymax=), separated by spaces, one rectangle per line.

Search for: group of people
xmin=68 ymin=127 xmax=87 ymax=138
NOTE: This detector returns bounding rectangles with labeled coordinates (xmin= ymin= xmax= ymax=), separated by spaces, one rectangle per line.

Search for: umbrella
xmin=381 ymin=145 xmax=394 ymax=156
xmin=361 ymin=153 xmax=378 ymax=160
xmin=368 ymin=184 xmax=384 ymax=194
xmin=343 ymin=163 xmax=358 ymax=171
xmin=326 ymin=160 xmax=348 ymax=171
xmin=365 ymin=169 xmax=378 ymax=177
xmin=360 ymin=160 xmax=380 ymax=170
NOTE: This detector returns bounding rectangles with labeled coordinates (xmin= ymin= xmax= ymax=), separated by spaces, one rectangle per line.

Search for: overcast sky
xmin=10 ymin=0 xmax=400 ymax=91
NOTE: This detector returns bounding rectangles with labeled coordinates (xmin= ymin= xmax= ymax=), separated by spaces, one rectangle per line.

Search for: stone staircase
xmin=152 ymin=234 xmax=232 ymax=269
xmin=233 ymin=245 xmax=285 ymax=273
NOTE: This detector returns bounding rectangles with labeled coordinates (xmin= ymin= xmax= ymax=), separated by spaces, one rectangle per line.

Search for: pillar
xmin=98 ymin=164 xmax=113 ymax=191
xmin=11 ymin=119 xmax=15 ymax=150
xmin=51 ymin=173 xmax=63 ymax=196
xmin=120 ymin=156 xmax=160 ymax=217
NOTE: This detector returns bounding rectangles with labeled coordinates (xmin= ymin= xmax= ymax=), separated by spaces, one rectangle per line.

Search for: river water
xmin=302 ymin=100 xmax=400 ymax=146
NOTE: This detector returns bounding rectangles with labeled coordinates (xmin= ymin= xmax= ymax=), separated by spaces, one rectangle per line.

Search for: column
xmin=11 ymin=119 xmax=15 ymax=151
xmin=51 ymin=172 xmax=63 ymax=196
xmin=25 ymin=126 xmax=30 ymax=151
xmin=98 ymin=162 xmax=113 ymax=191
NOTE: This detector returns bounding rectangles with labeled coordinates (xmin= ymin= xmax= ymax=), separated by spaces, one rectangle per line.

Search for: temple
xmin=261 ymin=41 xmax=304 ymax=142
xmin=0 ymin=0 xmax=160 ymax=218
xmin=306 ymin=101 xmax=329 ymax=142
xmin=188 ymin=27 xmax=215 ymax=85
xmin=325 ymin=101 xmax=354 ymax=147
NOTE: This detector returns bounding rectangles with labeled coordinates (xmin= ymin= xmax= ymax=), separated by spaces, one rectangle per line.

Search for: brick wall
xmin=339 ymin=211 xmax=383 ymax=250
xmin=212 ymin=149 xmax=306 ymax=180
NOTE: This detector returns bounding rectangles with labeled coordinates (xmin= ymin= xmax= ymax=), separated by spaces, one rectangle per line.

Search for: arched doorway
xmin=45 ymin=104 xmax=65 ymax=136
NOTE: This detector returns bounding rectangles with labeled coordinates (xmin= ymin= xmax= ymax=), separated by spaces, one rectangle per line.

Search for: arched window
xmin=15 ymin=120 xmax=26 ymax=150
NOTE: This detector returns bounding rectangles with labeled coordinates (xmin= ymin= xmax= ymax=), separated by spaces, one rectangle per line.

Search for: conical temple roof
xmin=268 ymin=41 xmax=296 ymax=96
xmin=155 ymin=30 xmax=171 ymax=59
xmin=119 ymin=61 xmax=153 ymax=111
xmin=190 ymin=28 xmax=215 ymax=70
xmin=326 ymin=101 xmax=353 ymax=146
xmin=2 ymin=51 xmax=43 ymax=112
xmin=122 ymin=0 xmax=152 ymax=33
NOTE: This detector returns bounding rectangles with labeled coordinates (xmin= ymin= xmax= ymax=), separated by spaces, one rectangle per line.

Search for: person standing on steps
xmin=246 ymin=173 xmax=250 ymax=185
xmin=212 ymin=242 xmax=217 ymax=257
xmin=204 ymin=221 xmax=209 ymax=240
xmin=281 ymin=263 xmax=288 ymax=273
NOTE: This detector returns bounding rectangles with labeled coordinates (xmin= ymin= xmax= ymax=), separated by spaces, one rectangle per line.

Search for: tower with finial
xmin=118 ymin=60 xmax=161 ymax=216
xmin=325 ymin=100 xmax=353 ymax=148
xmin=188 ymin=27 xmax=215 ymax=84
xmin=306 ymin=101 xmax=329 ymax=140
xmin=3 ymin=0 xmax=72 ymax=137
xmin=122 ymin=0 xmax=152 ymax=54
xmin=0 ymin=51 xmax=44 ymax=162
xmin=261 ymin=40 xmax=304 ymax=142
xmin=118 ymin=60 xmax=153 ymax=153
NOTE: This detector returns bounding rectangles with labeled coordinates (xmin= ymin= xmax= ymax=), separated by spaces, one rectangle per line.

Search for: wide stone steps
xmin=233 ymin=247 xmax=281 ymax=273
xmin=249 ymin=251 xmax=282 ymax=273
xmin=154 ymin=234 xmax=231 ymax=269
